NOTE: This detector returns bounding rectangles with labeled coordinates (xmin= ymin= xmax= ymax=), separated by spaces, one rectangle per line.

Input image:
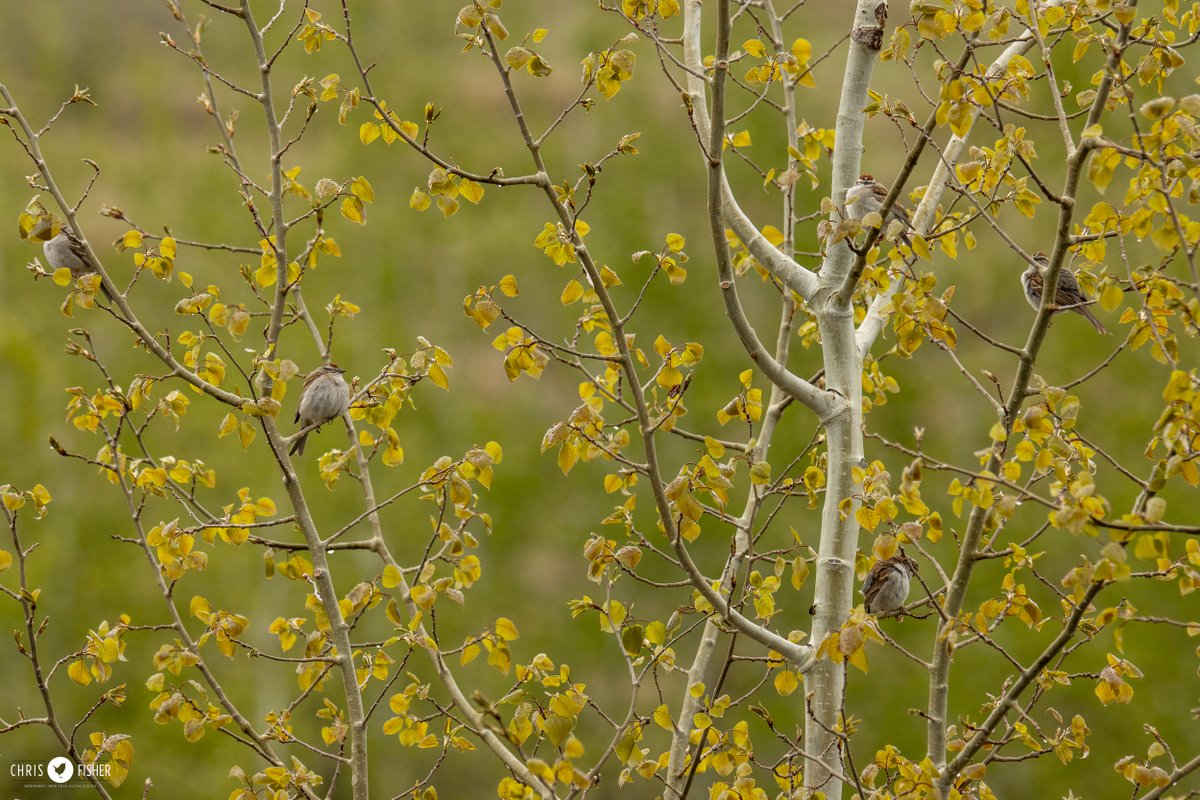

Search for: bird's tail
xmin=289 ymin=432 xmax=307 ymax=456
xmin=1079 ymin=306 xmax=1110 ymax=334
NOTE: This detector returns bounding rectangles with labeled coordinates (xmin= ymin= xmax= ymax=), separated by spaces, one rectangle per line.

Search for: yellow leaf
xmin=350 ymin=176 xmax=375 ymax=203
xmin=561 ymin=278 xmax=584 ymax=305
xmin=382 ymin=441 xmax=404 ymax=466
xmin=1100 ymin=282 xmax=1123 ymax=312
xmin=910 ymin=235 xmax=931 ymax=260
xmin=558 ymin=442 xmax=577 ymax=474
xmin=848 ymin=644 xmax=869 ymax=673
xmin=586 ymin=269 xmax=613 ymax=295
xmin=382 ymin=564 xmax=402 ymax=589
xmin=409 ymin=189 xmax=431 ymax=211
xmin=665 ymin=261 xmax=687 ymax=285
xmin=495 ymin=617 xmax=519 ymax=641
xmin=341 ymin=196 xmax=365 ymax=224
xmin=428 ymin=362 xmax=450 ymax=390
xmin=761 ymin=225 xmax=784 ymax=246
xmin=653 ymin=703 xmax=673 ymax=730
xmin=238 ymin=421 xmax=256 ymax=449
xmin=460 ymin=179 xmax=485 ymax=204
xmin=68 ymin=660 xmax=93 ymax=686
xmin=410 ymin=584 xmax=435 ymax=611
xmin=218 ymin=412 xmax=239 ymax=438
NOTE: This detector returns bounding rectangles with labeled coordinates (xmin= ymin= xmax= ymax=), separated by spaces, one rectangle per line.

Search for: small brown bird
xmin=1021 ymin=252 xmax=1109 ymax=334
xmin=862 ymin=552 xmax=919 ymax=615
xmin=30 ymin=218 xmax=114 ymax=300
xmin=290 ymin=364 xmax=350 ymax=456
xmin=844 ymin=174 xmax=913 ymax=243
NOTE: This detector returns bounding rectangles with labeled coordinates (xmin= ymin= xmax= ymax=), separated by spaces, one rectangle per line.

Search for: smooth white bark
xmin=803 ymin=2 xmax=887 ymax=795
xmin=680 ymin=1 xmax=885 ymax=797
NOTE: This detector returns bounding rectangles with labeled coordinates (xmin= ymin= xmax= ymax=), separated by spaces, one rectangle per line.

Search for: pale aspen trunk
xmin=681 ymin=0 xmax=888 ymax=796
xmin=679 ymin=1 xmax=885 ymax=796
xmin=802 ymin=2 xmax=887 ymax=795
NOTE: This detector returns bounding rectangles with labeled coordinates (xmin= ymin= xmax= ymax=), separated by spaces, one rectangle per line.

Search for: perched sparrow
xmin=1021 ymin=252 xmax=1109 ymax=334
xmin=844 ymin=174 xmax=912 ymax=243
xmin=290 ymin=364 xmax=350 ymax=456
xmin=862 ymin=552 xmax=919 ymax=616
xmin=30 ymin=217 xmax=114 ymax=300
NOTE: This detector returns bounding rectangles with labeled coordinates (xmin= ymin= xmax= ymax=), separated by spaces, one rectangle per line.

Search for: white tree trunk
xmin=681 ymin=1 xmax=886 ymax=796
xmin=803 ymin=2 xmax=886 ymax=795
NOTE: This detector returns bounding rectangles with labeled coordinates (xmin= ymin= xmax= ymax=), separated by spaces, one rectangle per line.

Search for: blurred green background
xmin=1 ymin=2 xmax=1197 ymax=798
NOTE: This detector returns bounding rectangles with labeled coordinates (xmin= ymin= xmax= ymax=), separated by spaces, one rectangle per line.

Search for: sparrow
xmin=46 ymin=231 xmax=114 ymax=300
xmin=1021 ymin=252 xmax=1109 ymax=334
xmin=862 ymin=551 xmax=919 ymax=615
xmin=290 ymin=364 xmax=350 ymax=456
xmin=30 ymin=217 xmax=115 ymax=300
xmin=844 ymin=174 xmax=912 ymax=243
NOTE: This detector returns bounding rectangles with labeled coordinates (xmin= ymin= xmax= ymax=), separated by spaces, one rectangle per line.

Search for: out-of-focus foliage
xmin=0 ymin=1 xmax=1198 ymax=799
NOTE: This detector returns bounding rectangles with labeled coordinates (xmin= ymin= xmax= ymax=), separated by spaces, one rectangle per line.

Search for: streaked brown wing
xmin=64 ymin=231 xmax=92 ymax=267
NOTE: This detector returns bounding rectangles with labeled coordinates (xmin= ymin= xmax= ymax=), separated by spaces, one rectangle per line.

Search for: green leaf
xmin=541 ymin=714 xmax=573 ymax=747
xmin=621 ymin=624 xmax=644 ymax=656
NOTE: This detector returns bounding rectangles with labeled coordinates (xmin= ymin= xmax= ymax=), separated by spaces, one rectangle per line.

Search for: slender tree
xmin=2 ymin=2 xmax=1199 ymax=799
